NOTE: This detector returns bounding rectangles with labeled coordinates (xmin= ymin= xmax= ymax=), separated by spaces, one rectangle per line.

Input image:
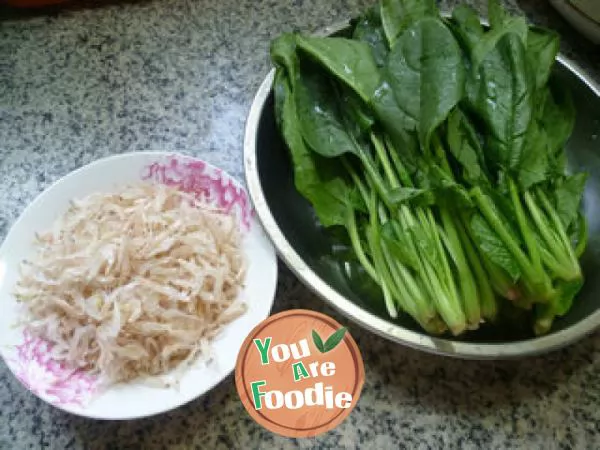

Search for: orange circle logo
xmin=235 ymin=309 xmax=365 ymax=438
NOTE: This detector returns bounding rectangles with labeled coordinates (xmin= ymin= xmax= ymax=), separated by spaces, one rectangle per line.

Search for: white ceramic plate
xmin=550 ymin=0 xmax=600 ymax=44
xmin=0 ymin=152 xmax=277 ymax=419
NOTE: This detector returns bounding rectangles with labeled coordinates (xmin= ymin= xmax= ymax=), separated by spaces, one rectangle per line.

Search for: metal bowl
xmin=244 ymin=22 xmax=600 ymax=359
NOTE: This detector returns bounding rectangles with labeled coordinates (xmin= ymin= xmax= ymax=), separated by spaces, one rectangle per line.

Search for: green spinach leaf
xmin=517 ymin=122 xmax=549 ymax=190
xmin=450 ymin=4 xmax=485 ymax=51
xmin=387 ymin=186 xmax=435 ymax=206
xmin=449 ymin=5 xmax=485 ymax=110
xmin=303 ymin=179 xmax=359 ymax=228
xmin=380 ymin=0 xmax=437 ymax=47
xmin=274 ymin=69 xmax=354 ymax=228
xmin=270 ymin=33 xmax=299 ymax=84
xmin=383 ymin=17 xmax=465 ymax=151
xmin=352 ymin=6 xmax=389 ymax=67
xmin=453 ymin=2 xmax=535 ymax=174
xmin=294 ymin=61 xmax=360 ymax=159
xmin=487 ymin=0 xmax=509 ymax=29
xmin=336 ymin=81 xmax=376 ymax=137
xmin=274 ymin=69 xmax=319 ymax=191
xmin=554 ymin=173 xmax=588 ymax=229
xmin=446 ymin=108 xmax=488 ymax=184
xmin=371 ymin=82 xmax=417 ymax=141
xmin=296 ymin=35 xmax=381 ymax=103
xmin=540 ymin=81 xmax=576 ymax=174
xmin=427 ymin=164 xmax=474 ymax=208
xmin=381 ymin=221 xmax=419 ymax=269
xmin=468 ymin=34 xmax=533 ymax=172
xmin=470 ymin=213 xmax=522 ymax=281
xmin=526 ymin=27 xmax=559 ymax=91
xmin=471 ymin=17 xmax=528 ymax=70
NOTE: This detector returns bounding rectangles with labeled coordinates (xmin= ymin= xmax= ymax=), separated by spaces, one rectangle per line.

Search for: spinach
xmin=270 ymin=0 xmax=587 ymax=337
xmin=487 ymin=0 xmax=509 ymax=29
xmin=449 ymin=5 xmax=486 ymax=110
xmin=468 ymin=33 xmax=533 ymax=173
xmin=453 ymin=2 xmax=535 ymax=175
xmin=273 ymin=69 xmax=354 ymax=228
xmin=446 ymin=108 xmax=489 ymax=185
xmin=293 ymin=60 xmax=361 ymax=159
xmin=517 ymin=122 xmax=549 ymax=190
xmin=526 ymin=27 xmax=560 ymax=90
xmin=382 ymin=17 xmax=465 ymax=151
xmin=337 ymin=81 xmax=376 ymax=137
xmin=271 ymin=34 xmax=299 ymax=85
xmin=387 ymin=186 xmax=435 ymax=206
xmin=450 ymin=4 xmax=485 ymax=51
xmin=554 ymin=173 xmax=588 ymax=230
xmin=470 ymin=211 xmax=521 ymax=281
xmin=351 ymin=6 xmax=389 ymax=67
xmin=371 ymin=82 xmax=419 ymax=155
xmin=380 ymin=0 xmax=437 ymax=47
xmin=471 ymin=17 xmax=528 ymax=70
xmin=540 ymin=80 xmax=576 ymax=173
xmin=295 ymin=35 xmax=381 ymax=103
xmin=381 ymin=221 xmax=419 ymax=270
xmin=426 ymin=164 xmax=473 ymax=209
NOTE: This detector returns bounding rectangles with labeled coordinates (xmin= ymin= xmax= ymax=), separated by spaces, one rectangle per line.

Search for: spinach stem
xmin=535 ymin=188 xmax=581 ymax=274
xmin=539 ymin=246 xmax=574 ymax=280
xmin=534 ymin=303 xmax=555 ymax=336
xmin=457 ymin=213 xmax=498 ymax=321
xmin=440 ymin=207 xmax=481 ymax=327
xmin=428 ymin=210 xmax=460 ymax=304
xmin=342 ymin=157 xmax=369 ymax=205
xmin=421 ymin=256 xmax=466 ymax=335
xmin=366 ymin=224 xmax=399 ymax=318
xmin=471 ymin=186 xmax=545 ymax=296
xmin=394 ymin=260 xmax=437 ymax=321
xmin=524 ymin=191 xmax=578 ymax=280
xmin=378 ymin=205 xmax=438 ymax=324
xmin=345 ymin=158 xmax=404 ymax=318
xmin=371 ymin=133 xmax=400 ymax=188
xmin=380 ymin=240 xmax=444 ymax=334
xmin=508 ymin=178 xmax=544 ymax=276
xmin=383 ymin=134 xmax=415 ymax=188
xmin=433 ymin=131 xmax=454 ymax=176
xmin=384 ymin=131 xmax=470 ymax=332
xmin=346 ymin=207 xmax=379 ymax=283
xmin=365 ymin=189 xmax=399 ymax=318
xmin=379 ymin=243 xmax=418 ymax=318
xmin=357 ymin=150 xmax=394 ymax=207
xmin=480 ymin=248 xmax=520 ymax=302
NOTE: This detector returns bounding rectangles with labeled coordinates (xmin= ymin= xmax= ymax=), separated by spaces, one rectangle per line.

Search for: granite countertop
xmin=1 ymin=0 xmax=599 ymax=448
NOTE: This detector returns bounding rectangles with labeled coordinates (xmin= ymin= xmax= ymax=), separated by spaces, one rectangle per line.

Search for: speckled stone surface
xmin=0 ymin=0 xmax=599 ymax=448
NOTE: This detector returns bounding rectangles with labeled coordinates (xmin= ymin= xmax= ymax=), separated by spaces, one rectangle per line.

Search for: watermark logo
xmin=235 ymin=309 xmax=365 ymax=437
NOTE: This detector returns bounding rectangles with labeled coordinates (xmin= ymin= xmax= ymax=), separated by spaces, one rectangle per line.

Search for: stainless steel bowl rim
xmin=243 ymin=21 xmax=600 ymax=359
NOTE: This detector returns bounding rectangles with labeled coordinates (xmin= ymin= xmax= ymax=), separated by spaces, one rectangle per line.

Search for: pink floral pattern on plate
xmin=10 ymin=331 xmax=98 ymax=407
xmin=141 ymin=155 xmax=254 ymax=231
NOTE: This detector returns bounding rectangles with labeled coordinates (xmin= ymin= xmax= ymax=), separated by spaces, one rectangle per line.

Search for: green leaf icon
xmin=323 ymin=327 xmax=347 ymax=353
xmin=312 ymin=327 xmax=348 ymax=353
xmin=312 ymin=330 xmax=325 ymax=352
